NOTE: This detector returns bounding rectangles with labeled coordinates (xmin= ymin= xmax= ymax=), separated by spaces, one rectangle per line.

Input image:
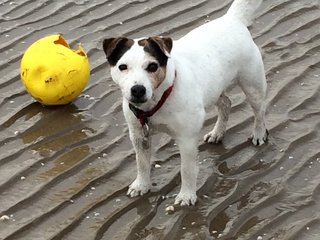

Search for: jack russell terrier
xmin=103 ymin=0 xmax=268 ymax=206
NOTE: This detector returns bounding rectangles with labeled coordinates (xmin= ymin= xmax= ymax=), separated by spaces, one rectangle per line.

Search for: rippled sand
xmin=0 ymin=0 xmax=320 ymax=239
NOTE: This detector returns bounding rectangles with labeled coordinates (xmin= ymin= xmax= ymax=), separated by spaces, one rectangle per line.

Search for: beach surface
xmin=0 ymin=0 xmax=320 ymax=239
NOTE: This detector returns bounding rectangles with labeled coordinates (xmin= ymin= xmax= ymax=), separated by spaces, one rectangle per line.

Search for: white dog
xmin=103 ymin=0 xmax=268 ymax=206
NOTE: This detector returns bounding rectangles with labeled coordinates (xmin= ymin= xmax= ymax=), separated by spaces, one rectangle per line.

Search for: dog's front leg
xmin=174 ymin=137 xmax=199 ymax=206
xmin=127 ymin=126 xmax=152 ymax=197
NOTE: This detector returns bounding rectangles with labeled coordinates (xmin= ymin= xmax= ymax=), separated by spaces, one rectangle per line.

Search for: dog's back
xmin=172 ymin=0 xmax=263 ymax=106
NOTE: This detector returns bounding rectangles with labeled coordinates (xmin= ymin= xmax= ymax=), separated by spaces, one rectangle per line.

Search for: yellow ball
xmin=20 ymin=34 xmax=90 ymax=105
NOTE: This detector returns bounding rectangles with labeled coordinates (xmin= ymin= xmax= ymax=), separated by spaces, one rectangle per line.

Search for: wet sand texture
xmin=0 ymin=0 xmax=320 ymax=239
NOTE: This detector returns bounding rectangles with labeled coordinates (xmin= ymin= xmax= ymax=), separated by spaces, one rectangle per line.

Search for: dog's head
xmin=103 ymin=36 xmax=173 ymax=105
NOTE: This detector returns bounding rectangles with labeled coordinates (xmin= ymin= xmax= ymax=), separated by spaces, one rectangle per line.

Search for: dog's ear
xmin=103 ymin=37 xmax=134 ymax=66
xmin=138 ymin=36 xmax=173 ymax=66
xmin=149 ymin=36 xmax=173 ymax=57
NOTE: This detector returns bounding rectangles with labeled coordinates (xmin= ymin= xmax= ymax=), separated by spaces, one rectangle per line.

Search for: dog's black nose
xmin=131 ymin=85 xmax=146 ymax=102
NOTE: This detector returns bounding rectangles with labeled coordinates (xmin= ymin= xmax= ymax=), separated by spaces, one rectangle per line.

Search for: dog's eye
xmin=146 ymin=63 xmax=159 ymax=73
xmin=118 ymin=64 xmax=128 ymax=71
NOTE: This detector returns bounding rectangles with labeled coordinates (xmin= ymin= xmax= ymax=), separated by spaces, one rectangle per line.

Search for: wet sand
xmin=0 ymin=0 xmax=320 ymax=239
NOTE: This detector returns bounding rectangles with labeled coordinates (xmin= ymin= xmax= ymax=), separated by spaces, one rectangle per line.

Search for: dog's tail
xmin=226 ymin=0 xmax=262 ymax=26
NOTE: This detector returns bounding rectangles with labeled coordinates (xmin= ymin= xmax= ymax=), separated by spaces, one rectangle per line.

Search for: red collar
xmin=129 ymin=81 xmax=175 ymax=126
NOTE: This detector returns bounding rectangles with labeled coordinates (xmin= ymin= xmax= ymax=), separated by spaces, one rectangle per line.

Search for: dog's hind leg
xmin=239 ymin=60 xmax=268 ymax=146
xmin=204 ymin=93 xmax=231 ymax=143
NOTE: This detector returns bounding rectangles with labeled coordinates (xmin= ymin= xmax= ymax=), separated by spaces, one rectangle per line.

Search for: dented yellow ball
xmin=20 ymin=34 xmax=90 ymax=105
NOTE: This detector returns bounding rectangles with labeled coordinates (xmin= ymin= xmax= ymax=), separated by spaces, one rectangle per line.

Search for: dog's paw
xmin=127 ymin=179 xmax=150 ymax=197
xmin=251 ymin=129 xmax=269 ymax=146
xmin=174 ymin=191 xmax=197 ymax=206
xmin=204 ymin=130 xmax=225 ymax=144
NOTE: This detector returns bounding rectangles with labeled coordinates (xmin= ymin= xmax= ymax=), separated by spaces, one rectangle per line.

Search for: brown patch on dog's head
xmin=148 ymin=64 xmax=167 ymax=90
xmin=138 ymin=36 xmax=173 ymax=89
xmin=103 ymin=37 xmax=134 ymax=66
xmin=138 ymin=36 xmax=173 ymax=66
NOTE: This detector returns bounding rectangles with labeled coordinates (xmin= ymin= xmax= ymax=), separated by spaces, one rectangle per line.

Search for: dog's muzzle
xmin=130 ymin=85 xmax=147 ymax=103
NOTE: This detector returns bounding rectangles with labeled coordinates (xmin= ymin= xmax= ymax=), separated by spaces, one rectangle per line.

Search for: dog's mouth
xmin=129 ymin=97 xmax=147 ymax=106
